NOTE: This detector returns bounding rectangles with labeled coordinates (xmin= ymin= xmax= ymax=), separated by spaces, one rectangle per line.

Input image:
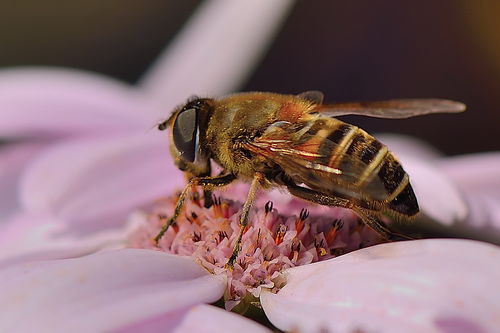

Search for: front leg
xmin=226 ymin=172 xmax=264 ymax=268
xmin=153 ymin=173 xmax=236 ymax=244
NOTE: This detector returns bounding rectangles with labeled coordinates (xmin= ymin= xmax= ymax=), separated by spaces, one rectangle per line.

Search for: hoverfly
xmin=154 ymin=91 xmax=465 ymax=266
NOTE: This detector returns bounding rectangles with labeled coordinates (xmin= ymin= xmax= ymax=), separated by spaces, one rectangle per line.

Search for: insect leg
xmin=226 ymin=172 xmax=264 ymax=268
xmin=351 ymin=207 xmax=412 ymax=241
xmin=153 ymin=173 xmax=236 ymax=244
xmin=286 ymin=182 xmax=352 ymax=208
xmin=284 ymin=181 xmax=411 ymax=241
xmin=203 ymin=189 xmax=214 ymax=208
xmin=203 ymin=170 xmax=227 ymax=209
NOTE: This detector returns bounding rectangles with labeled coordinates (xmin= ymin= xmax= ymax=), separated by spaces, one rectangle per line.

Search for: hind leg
xmin=284 ymin=181 xmax=411 ymax=241
xmin=350 ymin=206 xmax=412 ymax=241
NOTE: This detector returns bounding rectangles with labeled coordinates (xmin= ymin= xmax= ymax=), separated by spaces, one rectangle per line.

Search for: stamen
xmin=314 ymin=238 xmax=327 ymax=257
xmin=128 ymin=191 xmax=386 ymax=311
xmin=192 ymin=231 xmax=202 ymax=242
xmin=264 ymin=201 xmax=274 ymax=215
xmin=295 ymin=208 xmax=309 ymax=234
xmin=325 ymin=219 xmax=344 ymax=245
xmin=274 ymin=224 xmax=287 ymax=245
xmin=219 ymin=230 xmax=228 ymax=243
xmin=213 ymin=195 xmax=230 ymax=218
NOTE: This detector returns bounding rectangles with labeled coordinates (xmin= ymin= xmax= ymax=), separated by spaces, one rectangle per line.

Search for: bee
xmin=154 ymin=91 xmax=465 ymax=265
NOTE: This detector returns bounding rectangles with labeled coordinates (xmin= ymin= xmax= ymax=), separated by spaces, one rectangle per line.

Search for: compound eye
xmin=172 ymin=107 xmax=199 ymax=163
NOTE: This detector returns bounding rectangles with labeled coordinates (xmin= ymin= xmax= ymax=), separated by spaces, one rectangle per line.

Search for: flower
xmin=260 ymin=238 xmax=500 ymax=333
xmin=2 ymin=131 xmax=500 ymax=333
xmin=2 ymin=1 xmax=500 ymax=332
xmin=128 ymin=192 xmax=383 ymax=311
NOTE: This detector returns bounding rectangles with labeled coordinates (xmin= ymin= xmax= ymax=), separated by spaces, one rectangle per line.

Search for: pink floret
xmin=127 ymin=189 xmax=385 ymax=309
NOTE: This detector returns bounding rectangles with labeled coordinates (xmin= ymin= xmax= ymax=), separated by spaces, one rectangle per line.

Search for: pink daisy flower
xmin=1 ymin=1 xmax=500 ymax=332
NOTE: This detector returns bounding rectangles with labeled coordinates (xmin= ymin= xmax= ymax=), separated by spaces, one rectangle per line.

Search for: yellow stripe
xmin=328 ymin=126 xmax=358 ymax=168
xmin=355 ymin=145 xmax=389 ymax=187
xmin=385 ymin=173 xmax=410 ymax=202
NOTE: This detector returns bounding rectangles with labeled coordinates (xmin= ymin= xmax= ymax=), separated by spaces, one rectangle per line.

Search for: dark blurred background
xmin=1 ymin=1 xmax=499 ymax=155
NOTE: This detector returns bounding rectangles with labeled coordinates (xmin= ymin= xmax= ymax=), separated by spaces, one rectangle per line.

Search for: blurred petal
xmin=116 ymin=304 xmax=272 ymax=333
xmin=0 ymin=142 xmax=47 ymax=220
xmin=0 ymin=249 xmax=226 ymax=333
xmin=376 ymin=133 xmax=442 ymax=161
xmin=20 ymin=133 xmax=184 ymax=233
xmin=403 ymin=156 xmax=467 ymax=226
xmin=0 ymin=212 xmax=125 ymax=268
xmin=439 ymin=152 xmax=500 ymax=206
xmin=438 ymin=152 xmax=500 ymax=240
xmin=261 ymin=239 xmax=500 ymax=333
xmin=173 ymin=304 xmax=272 ymax=333
xmin=0 ymin=68 xmax=162 ymax=139
xmin=139 ymin=0 xmax=295 ymax=109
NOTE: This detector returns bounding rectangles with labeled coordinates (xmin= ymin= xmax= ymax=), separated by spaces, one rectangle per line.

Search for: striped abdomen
xmin=292 ymin=117 xmax=419 ymax=217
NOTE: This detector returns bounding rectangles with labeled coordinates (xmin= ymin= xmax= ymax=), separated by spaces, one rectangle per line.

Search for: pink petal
xmin=139 ymin=0 xmax=295 ymax=108
xmin=20 ymin=133 xmax=184 ymax=232
xmin=0 ymin=212 xmax=125 ymax=268
xmin=261 ymin=239 xmax=500 ymax=333
xmin=0 ymin=67 xmax=163 ymax=138
xmin=0 ymin=249 xmax=226 ymax=332
xmin=116 ymin=304 xmax=272 ymax=333
xmin=438 ymin=152 xmax=500 ymax=239
xmin=112 ymin=306 xmax=195 ymax=333
xmin=173 ymin=304 xmax=272 ymax=333
xmin=0 ymin=142 xmax=48 ymax=219
xmin=439 ymin=152 xmax=500 ymax=193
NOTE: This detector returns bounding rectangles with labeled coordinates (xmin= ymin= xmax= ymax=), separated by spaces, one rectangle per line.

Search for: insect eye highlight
xmin=172 ymin=107 xmax=199 ymax=163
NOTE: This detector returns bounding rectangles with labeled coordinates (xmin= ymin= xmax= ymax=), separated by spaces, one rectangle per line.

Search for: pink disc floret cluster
xmin=128 ymin=190 xmax=384 ymax=309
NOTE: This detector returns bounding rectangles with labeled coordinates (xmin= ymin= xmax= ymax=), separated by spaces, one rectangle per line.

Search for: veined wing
xmin=313 ymin=99 xmax=465 ymax=119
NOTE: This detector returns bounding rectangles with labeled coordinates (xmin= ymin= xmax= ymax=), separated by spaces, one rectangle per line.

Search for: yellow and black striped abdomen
xmin=293 ymin=117 xmax=419 ymax=217
xmin=372 ymin=151 xmax=419 ymax=217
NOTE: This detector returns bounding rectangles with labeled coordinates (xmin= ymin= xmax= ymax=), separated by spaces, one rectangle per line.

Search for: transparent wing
xmin=314 ymin=99 xmax=466 ymax=119
xmin=244 ymin=137 xmax=344 ymax=176
xmin=242 ymin=122 xmax=389 ymax=200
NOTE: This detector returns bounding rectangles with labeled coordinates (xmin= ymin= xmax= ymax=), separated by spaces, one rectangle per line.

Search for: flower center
xmin=127 ymin=190 xmax=384 ymax=310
